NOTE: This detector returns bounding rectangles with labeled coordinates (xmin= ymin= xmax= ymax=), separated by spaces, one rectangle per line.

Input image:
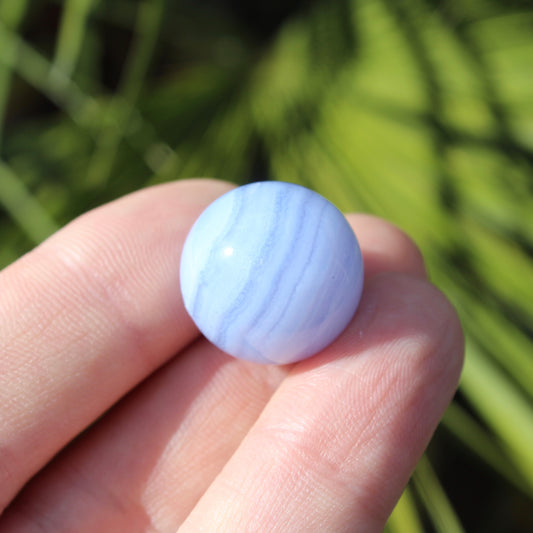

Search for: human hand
xmin=0 ymin=179 xmax=463 ymax=532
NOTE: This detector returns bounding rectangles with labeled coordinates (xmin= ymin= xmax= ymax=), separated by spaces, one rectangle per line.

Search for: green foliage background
xmin=1 ymin=0 xmax=532 ymax=530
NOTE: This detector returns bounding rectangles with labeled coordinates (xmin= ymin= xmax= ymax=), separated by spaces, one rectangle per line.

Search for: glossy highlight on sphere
xmin=180 ymin=181 xmax=364 ymax=364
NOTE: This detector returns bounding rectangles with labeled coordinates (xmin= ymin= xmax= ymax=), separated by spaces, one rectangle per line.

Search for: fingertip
xmin=346 ymin=214 xmax=427 ymax=280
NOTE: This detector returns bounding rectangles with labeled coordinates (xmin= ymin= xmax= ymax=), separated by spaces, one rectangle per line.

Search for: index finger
xmin=0 ymin=178 xmax=234 ymax=511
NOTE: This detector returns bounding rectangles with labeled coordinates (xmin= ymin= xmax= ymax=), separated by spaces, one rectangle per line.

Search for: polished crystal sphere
xmin=180 ymin=181 xmax=364 ymax=364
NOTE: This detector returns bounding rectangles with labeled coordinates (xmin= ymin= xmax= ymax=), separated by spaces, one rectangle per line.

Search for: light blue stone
xmin=180 ymin=181 xmax=364 ymax=364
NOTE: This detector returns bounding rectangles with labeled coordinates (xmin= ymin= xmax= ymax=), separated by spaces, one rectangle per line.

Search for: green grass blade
xmin=386 ymin=484 xmax=424 ymax=533
xmin=0 ymin=18 xmax=175 ymax=178
xmin=54 ymin=0 xmax=96 ymax=78
xmin=442 ymin=402 xmax=533 ymax=497
xmin=0 ymin=160 xmax=58 ymax=244
xmin=459 ymin=293 xmax=533 ymax=398
xmin=0 ymin=0 xmax=29 ymax=25
xmin=0 ymin=19 xmax=98 ymax=126
xmin=413 ymin=455 xmax=465 ymax=533
xmin=0 ymin=0 xmax=30 ymax=145
xmin=85 ymin=0 xmax=165 ymax=187
xmin=460 ymin=342 xmax=533 ymax=491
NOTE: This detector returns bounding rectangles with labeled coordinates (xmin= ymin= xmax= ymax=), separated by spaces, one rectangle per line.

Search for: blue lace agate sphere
xmin=180 ymin=181 xmax=364 ymax=364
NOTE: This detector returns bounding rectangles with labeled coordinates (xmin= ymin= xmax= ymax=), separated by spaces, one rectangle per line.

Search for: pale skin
xmin=0 ymin=179 xmax=464 ymax=532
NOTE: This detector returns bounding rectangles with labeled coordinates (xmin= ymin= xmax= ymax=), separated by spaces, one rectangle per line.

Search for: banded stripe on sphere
xmin=180 ymin=181 xmax=364 ymax=364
